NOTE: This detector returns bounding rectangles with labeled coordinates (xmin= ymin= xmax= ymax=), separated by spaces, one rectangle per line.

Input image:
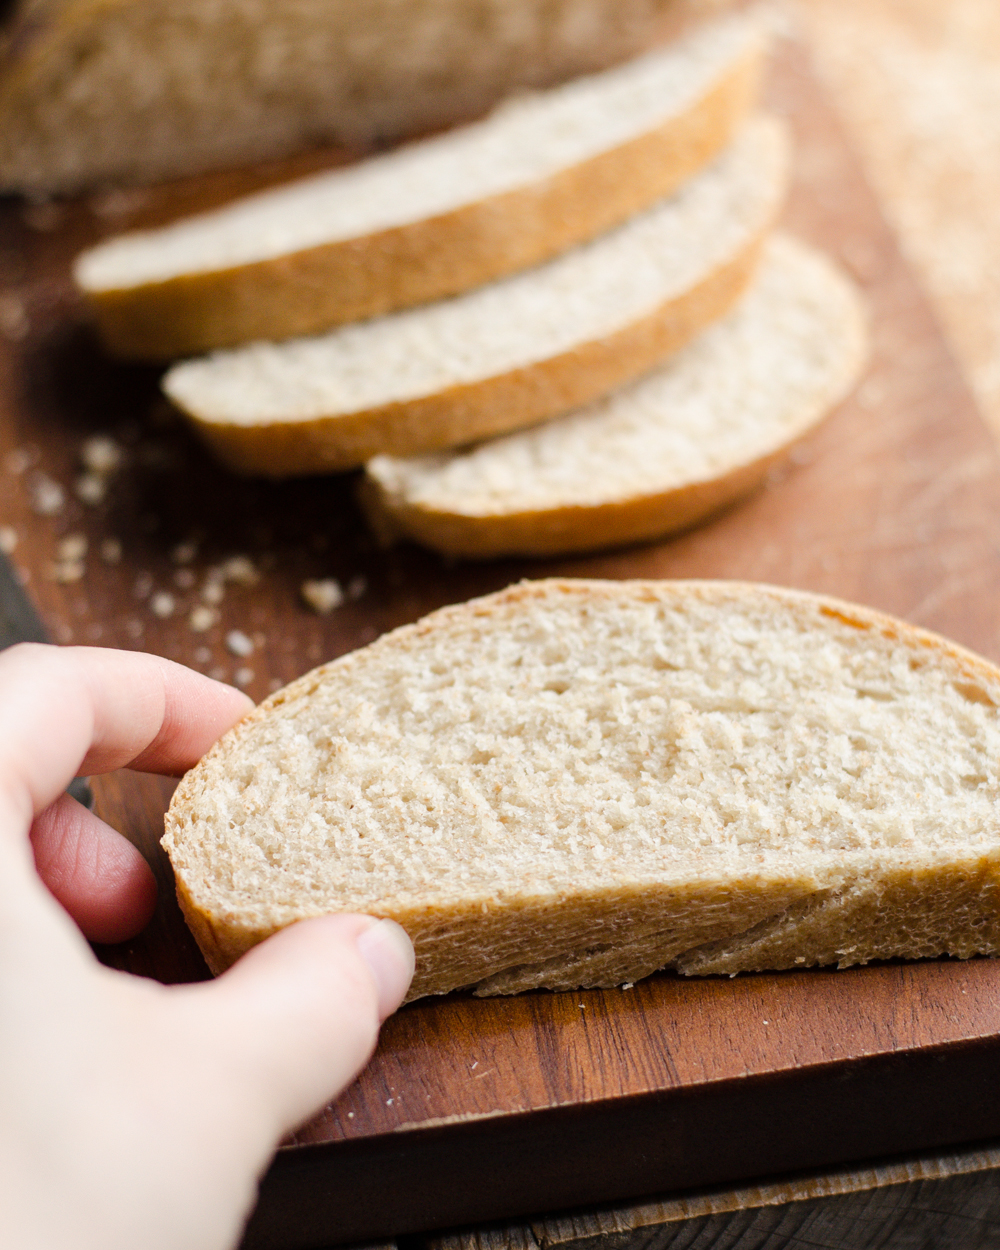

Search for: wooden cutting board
xmin=2 ymin=34 xmax=1000 ymax=1250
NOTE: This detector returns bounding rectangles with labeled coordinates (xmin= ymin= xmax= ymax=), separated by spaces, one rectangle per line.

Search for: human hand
xmin=0 ymin=643 xmax=414 ymax=1250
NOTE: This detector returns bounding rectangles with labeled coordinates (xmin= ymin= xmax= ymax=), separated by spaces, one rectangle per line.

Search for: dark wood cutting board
xmin=2 ymin=32 xmax=1000 ymax=1250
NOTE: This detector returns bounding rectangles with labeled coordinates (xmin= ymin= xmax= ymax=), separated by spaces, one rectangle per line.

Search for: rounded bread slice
xmin=162 ymin=578 xmax=1000 ymax=1001
xmin=162 ymin=115 xmax=788 ymax=476
xmin=74 ymin=9 xmax=766 ymax=359
xmin=361 ymin=233 xmax=868 ymax=558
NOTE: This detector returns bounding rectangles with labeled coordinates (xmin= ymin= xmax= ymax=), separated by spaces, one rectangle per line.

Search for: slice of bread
xmin=162 ymin=579 xmax=1000 ymax=1001
xmin=73 ymin=10 xmax=765 ymax=360
xmin=361 ymin=234 xmax=867 ymax=558
xmin=162 ymin=116 xmax=788 ymax=477
xmin=1 ymin=0 xmax=728 ymax=195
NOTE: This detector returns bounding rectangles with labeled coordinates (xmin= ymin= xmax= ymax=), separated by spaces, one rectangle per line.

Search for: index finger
xmin=0 ymin=643 xmax=253 ymax=824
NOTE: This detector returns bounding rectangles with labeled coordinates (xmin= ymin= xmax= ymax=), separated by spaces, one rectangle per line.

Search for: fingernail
xmin=355 ymin=919 xmax=415 ymax=1020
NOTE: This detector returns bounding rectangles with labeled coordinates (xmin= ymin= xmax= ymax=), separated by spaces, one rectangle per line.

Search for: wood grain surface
xmin=2 ymin=28 xmax=1000 ymax=1250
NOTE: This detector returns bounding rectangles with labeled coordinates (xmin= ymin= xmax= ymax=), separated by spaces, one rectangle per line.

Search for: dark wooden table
xmin=2 ymin=28 xmax=1000 ymax=1250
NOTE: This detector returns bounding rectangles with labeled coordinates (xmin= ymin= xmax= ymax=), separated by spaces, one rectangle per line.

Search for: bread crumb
xmin=0 ymin=292 xmax=29 ymax=342
xmin=4 ymin=448 xmax=34 ymax=475
xmin=201 ymin=578 xmax=225 ymax=605
xmin=220 ymin=555 xmax=258 ymax=586
xmin=301 ymin=578 xmax=344 ymax=614
xmin=208 ymin=665 xmax=226 ymax=681
xmin=80 ymin=435 xmax=123 ymax=475
xmin=194 ymin=646 xmax=212 ymax=663
xmin=174 ymin=568 xmax=196 ymax=589
xmin=75 ymin=473 xmax=106 ymax=505
xmin=621 ymin=982 xmax=634 ymax=990
xmin=150 ymin=591 xmax=176 ymax=618
xmin=99 ymin=537 xmax=122 ymax=564
xmin=347 ymin=575 xmax=368 ymax=601
xmin=226 ymin=630 xmax=254 ymax=658
xmin=125 ymin=619 xmax=144 ymax=639
xmin=189 ymin=606 xmax=218 ymax=632
xmin=0 ymin=526 xmax=17 ymax=554
xmin=133 ymin=571 xmax=153 ymax=599
xmin=50 ymin=560 xmax=84 ymax=583
xmin=234 ymin=666 xmax=254 ymax=688
xmin=57 ymin=534 xmax=88 ymax=562
xmin=268 ymin=677 xmax=282 ymax=693
xmin=171 ymin=541 xmax=198 ymax=564
xmin=29 ymin=474 xmax=64 ymax=516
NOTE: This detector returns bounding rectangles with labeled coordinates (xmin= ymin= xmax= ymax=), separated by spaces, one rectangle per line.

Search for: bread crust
xmin=162 ymin=579 xmax=1000 ymax=999
xmin=0 ymin=0 xmax=731 ymax=194
xmin=173 ymin=233 xmax=767 ymax=476
xmin=81 ymin=41 xmax=762 ymax=359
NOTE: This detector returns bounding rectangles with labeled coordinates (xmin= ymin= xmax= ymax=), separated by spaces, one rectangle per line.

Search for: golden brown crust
xmin=85 ymin=43 xmax=762 ymax=359
xmin=179 ymin=233 xmax=767 ymax=476
xmin=163 ymin=578 xmax=1000 ymax=994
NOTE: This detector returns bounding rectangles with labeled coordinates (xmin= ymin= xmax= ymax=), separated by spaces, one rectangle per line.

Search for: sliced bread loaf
xmin=1 ymin=0 xmax=728 ymax=195
xmin=163 ymin=116 xmax=788 ymax=476
xmin=361 ymin=234 xmax=867 ymax=558
xmin=162 ymin=579 xmax=1000 ymax=1001
xmin=73 ymin=10 xmax=765 ymax=359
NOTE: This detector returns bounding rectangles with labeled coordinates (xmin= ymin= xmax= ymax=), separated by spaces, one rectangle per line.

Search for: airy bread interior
xmin=362 ymin=233 xmax=867 ymax=557
xmin=162 ymin=580 xmax=1000 ymax=1000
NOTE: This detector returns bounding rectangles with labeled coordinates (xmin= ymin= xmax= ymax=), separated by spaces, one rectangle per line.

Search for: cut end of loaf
xmin=163 ymin=579 xmax=1000 ymax=999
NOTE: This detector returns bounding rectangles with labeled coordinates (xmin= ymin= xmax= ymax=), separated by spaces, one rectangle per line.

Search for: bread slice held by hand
xmin=362 ymin=234 xmax=867 ymax=558
xmin=162 ymin=116 xmax=788 ymax=477
xmin=74 ymin=9 xmax=766 ymax=360
xmin=162 ymin=579 xmax=1000 ymax=1001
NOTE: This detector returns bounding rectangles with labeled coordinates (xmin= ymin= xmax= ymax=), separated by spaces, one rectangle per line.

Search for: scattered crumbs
xmin=57 ymin=533 xmax=87 ymax=562
xmin=220 ymin=555 xmax=258 ymax=586
xmin=29 ymin=474 xmax=65 ymax=517
xmin=226 ymin=629 xmax=254 ymax=658
xmin=55 ymin=622 xmax=73 ymax=643
xmin=301 ymin=578 xmax=343 ymax=615
xmin=171 ymin=540 xmax=198 ymax=565
xmin=0 ymin=526 xmax=16 ymax=555
xmin=174 ymin=567 xmax=196 ymax=589
xmin=346 ymin=574 xmax=368 ymax=601
xmin=0 ymin=292 xmax=29 ymax=341
xmin=193 ymin=646 xmax=212 ymax=664
xmin=208 ymin=666 xmax=226 ymax=682
xmin=201 ymin=578 xmax=224 ymax=605
xmin=579 ymin=1003 xmax=585 ymax=1010
xmin=268 ymin=677 xmax=282 ymax=693
xmin=386 ymin=1098 xmax=394 ymax=1107
xmin=125 ymin=618 xmax=144 ymax=639
xmin=133 ymin=571 xmax=153 ymax=599
xmin=621 ymin=983 xmax=634 ymax=991
xmin=150 ymin=591 xmax=176 ymax=619
xmin=86 ymin=623 xmax=104 ymax=641
xmin=762 ymin=1020 xmax=770 ymax=1026
xmin=794 ymin=956 xmax=806 ymax=964
xmin=189 ymin=605 xmax=218 ymax=633
xmin=470 ymin=1061 xmax=478 ymax=1070
xmin=234 ymin=666 xmax=254 ymax=688
xmin=4 ymin=447 xmax=35 ymax=475
xmin=99 ymin=537 xmax=122 ymax=564
xmin=80 ymin=434 xmax=123 ymax=476
xmin=75 ymin=473 xmax=106 ymax=506
xmin=50 ymin=560 xmax=84 ymax=584
xmin=347 ymin=1112 xmax=355 ymax=1119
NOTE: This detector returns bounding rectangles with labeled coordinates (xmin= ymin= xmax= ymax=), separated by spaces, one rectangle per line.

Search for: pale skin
xmin=0 ymin=642 xmax=415 ymax=1250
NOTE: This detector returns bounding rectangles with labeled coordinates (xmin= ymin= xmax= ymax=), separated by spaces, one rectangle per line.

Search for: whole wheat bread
xmin=162 ymin=579 xmax=1000 ymax=1001
xmin=0 ymin=0 xmax=728 ymax=194
xmin=362 ymin=234 xmax=867 ymax=558
xmin=162 ymin=116 xmax=788 ymax=476
xmin=73 ymin=9 xmax=764 ymax=360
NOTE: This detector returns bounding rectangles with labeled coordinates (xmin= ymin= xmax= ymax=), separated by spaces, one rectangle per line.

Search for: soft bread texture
xmin=162 ymin=116 xmax=788 ymax=477
xmin=162 ymin=579 xmax=1000 ymax=1001
xmin=362 ymin=234 xmax=867 ymax=558
xmin=73 ymin=11 xmax=764 ymax=360
xmin=0 ymin=0 xmax=728 ymax=194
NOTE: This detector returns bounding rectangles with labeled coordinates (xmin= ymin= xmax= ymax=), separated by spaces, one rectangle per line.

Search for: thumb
xmin=191 ymin=915 xmax=414 ymax=1140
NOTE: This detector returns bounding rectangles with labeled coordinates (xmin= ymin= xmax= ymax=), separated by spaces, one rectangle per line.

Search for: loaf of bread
xmin=162 ymin=115 xmax=788 ymax=476
xmin=361 ymin=234 xmax=867 ymax=558
xmin=162 ymin=579 xmax=1000 ymax=1001
xmin=0 ymin=0 xmax=729 ymax=194
xmin=73 ymin=8 xmax=765 ymax=360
